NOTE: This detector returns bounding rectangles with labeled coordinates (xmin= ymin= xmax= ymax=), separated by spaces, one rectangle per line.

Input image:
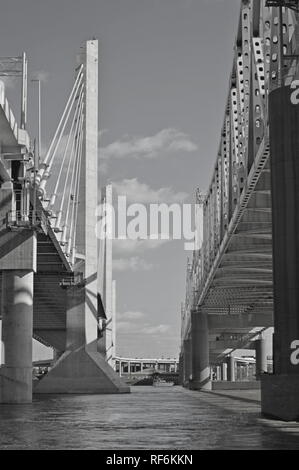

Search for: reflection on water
xmin=0 ymin=386 xmax=299 ymax=449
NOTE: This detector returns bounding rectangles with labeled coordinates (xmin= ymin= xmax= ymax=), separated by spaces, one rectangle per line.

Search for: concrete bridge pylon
xmin=0 ymin=41 xmax=129 ymax=402
xmin=34 ymin=40 xmax=129 ymax=395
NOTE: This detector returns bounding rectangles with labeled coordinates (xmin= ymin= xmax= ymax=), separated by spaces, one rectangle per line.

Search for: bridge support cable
xmin=36 ymin=64 xmax=83 ymax=187
xmin=66 ymin=112 xmax=84 ymax=258
xmin=48 ymin=86 xmax=84 ymax=211
xmin=60 ymin=108 xmax=84 ymax=247
xmin=68 ymin=114 xmax=84 ymax=262
xmin=54 ymin=94 xmax=85 ymax=233
xmin=38 ymin=80 xmax=84 ymax=197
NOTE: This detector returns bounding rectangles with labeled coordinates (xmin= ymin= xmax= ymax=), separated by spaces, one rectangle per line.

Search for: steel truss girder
xmin=182 ymin=2 xmax=299 ymax=350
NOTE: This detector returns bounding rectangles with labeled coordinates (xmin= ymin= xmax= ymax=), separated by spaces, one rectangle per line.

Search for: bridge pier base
xmin=261 ymin=375 xmax=299 ymax=422
xmin=0 ymin=270 xmax=33 ymax=403
xmin=189 ymin=310 xmax=211 ymax=391
xmin=34 ymin=286 xmax=130 ymax=394
xmin=33 ymin=340 xmax=130 ymax=394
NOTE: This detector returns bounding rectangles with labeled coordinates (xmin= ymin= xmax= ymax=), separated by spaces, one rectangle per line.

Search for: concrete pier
xmin=0 ymin=138 xmax=36 ymax=403
xmin=261 ymin=85 xmax=299 ymax=421
xmin=0 ymin=270 xmax=33 ymax=403
xmin=255 ymin=337 xmax=267 ymax=379
xmin=221 ymin=362 xmax=228 ymax=381
xmin=190 ymin=310 xmax=211 ymax=390
xmin=183 ymin=339 xmax=192 ymax=387
xmin=226 ymin=356 xmax=235 ymax=382
xmin=65 ymin=286 xmax=87 ymax=350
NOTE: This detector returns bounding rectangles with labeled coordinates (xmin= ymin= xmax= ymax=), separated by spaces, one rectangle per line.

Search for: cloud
xmin=117 ymin=321 xmax=137 ymax=334
xmin=100 ymin=128 xmax=198 ymax=160
xmin=113 ymin=238 xmax=167 ymax=256
xmin=113 ymin=178 xmax=188 ymax=204
xmin=31 ymin=70 xmax=49 ymax=82
xmin=99 ymin=129 xmax=109 ymax=138
xmin=142 ymin=324 xmax=171 ymax=335
xmin=0 ymin=77 xmax=17 ymax=90
xmin=117 ymin=316 xmax=171 ymax=337
xmin=113 ymin=256 xmax=154 ymax=272
xmin=118 ymin=311 xmax=146 ymax=321
xmin=99 ymin=160 xmax=108 ymax=175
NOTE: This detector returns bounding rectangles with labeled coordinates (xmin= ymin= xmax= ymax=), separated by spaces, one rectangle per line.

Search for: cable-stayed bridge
xmin=181 ymin=0 xmax=299 ymax=421
xmin=0 ymin=40 xmax=129 ymax=403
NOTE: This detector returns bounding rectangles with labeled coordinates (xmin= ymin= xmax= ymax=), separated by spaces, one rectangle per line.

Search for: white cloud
xmin=31 ymin=70 xmax=49 ymax=82
xmin=142 ymin=324 xmax=171 ymax=335
xmin=117 ymin=316 xmax=172 ymax=337
xmin=99 ymin=160 xmax=108 ymax=175
xmin=118 ymin=311 xmax=146 ymax=321
xmin=117 ymin=321 xmax=137 ymax=334
xmin=100 ymin=128 xmax=198 ymax=160
xmin=99 ymin=129 xmax=109 ymax=138
xmin=113 ymin=256 xmax=154 ymax=272
xmin=0 ymin=76 xmax=17 ymax=89
xmin=113 ymin=238 xmax=167 ymax=256
xmin=113 ymin=178 xmax=188 ymax=204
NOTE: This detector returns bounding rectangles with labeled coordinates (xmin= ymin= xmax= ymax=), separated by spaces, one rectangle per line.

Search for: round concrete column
xmin=183 ymin=338 xmax=192 ymax=387
xmin=255 ymin=338 xmax=267 ymax=379
xmin=226 ymin=356 xmax=235 ymax=382
xmin=221 ymin=362 xmax=228 ymax=381
xmin=190 ymin=310 xmax=211 ymax=390
xmin=0 ymin=270 xmax=33 ymax=403
xmin=0 ymin=319 xmax=3 ymax=365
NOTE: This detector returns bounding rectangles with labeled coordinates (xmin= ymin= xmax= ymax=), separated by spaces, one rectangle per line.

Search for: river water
xmin=0 ymin=386 xmax=299 ymax=450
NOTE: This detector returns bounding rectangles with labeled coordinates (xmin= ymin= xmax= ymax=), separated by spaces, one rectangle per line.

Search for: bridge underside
xmin=0 ymin=233 xmax=68 ymax=353
xmin=203 ymin=158 xmax=273 ymax=364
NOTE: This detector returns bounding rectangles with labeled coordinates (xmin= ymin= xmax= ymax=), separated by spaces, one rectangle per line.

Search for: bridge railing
xmin=6 ymin=210 xmax=49 ymax=234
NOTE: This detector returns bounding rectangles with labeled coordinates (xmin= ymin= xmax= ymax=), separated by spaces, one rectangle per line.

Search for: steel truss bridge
xmin=181 ymin=1 xmax=299 ymax=420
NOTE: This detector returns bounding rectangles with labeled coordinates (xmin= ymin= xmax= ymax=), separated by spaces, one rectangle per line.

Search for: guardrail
xmin=6 ymin=210 xmax=49 ymax=234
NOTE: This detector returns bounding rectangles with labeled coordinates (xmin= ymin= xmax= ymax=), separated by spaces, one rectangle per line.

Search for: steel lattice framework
xmin=182 ymin=0 xmax=299 ymax=358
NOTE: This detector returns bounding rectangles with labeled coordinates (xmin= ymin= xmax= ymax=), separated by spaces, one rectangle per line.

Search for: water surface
xmin=0 ymin=386 xmax=299 ymax=450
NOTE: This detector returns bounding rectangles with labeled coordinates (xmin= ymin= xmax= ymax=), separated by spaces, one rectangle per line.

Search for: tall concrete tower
xmin=34 ymin=41 xmax=129 ymax=394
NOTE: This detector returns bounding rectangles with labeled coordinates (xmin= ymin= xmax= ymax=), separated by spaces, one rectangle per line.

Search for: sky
xmin=0 ymin=0 xmax=241 ymax=360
